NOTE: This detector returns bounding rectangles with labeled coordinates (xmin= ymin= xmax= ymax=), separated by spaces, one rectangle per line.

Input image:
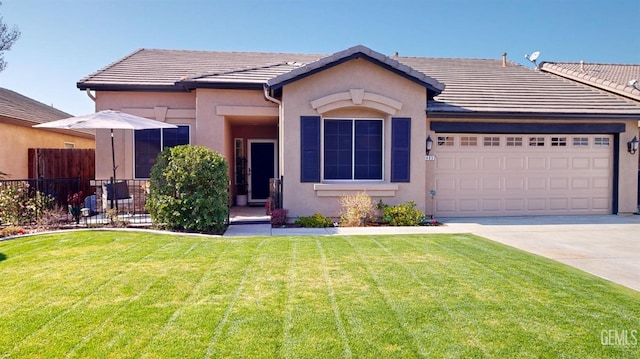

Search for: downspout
xmin=85 ymin=88 xmax=96 ymax=102
xmin=264 ymin=85 xmax=284 ymax=207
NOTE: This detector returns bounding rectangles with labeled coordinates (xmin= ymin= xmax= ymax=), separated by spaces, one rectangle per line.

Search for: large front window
xmin=134 ymin=125 xmax=190 ymax=178
xmin=323 ymin=118 xmax=382 ymax=180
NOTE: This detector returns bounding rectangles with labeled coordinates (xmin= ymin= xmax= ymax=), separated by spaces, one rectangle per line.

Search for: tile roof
xmin=266 ymin=45 xmax=445 ymax=96
xmin=540 ymin=62 xmax=640 ymax=102
xmin=0 ymin=87 xmax=93 ymax=136
xmin=78 ymin=48 xmax=640 ymax=117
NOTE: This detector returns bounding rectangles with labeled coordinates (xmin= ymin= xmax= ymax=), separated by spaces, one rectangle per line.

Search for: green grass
xmin=0 ymin=231 xmax=638 ymax=358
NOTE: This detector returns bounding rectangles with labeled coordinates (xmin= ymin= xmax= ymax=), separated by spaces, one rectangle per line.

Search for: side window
xmin=134 ymin=125 xmax=189 ymax=178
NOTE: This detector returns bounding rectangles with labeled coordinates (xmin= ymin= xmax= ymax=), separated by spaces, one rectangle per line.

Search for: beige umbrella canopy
xmin=34 ymin=110 xmax=177 ymax=208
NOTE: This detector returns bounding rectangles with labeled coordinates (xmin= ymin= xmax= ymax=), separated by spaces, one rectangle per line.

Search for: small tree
xmin=146 ymin=145 xmax=229 ymax=233
xmin=0 ymin=2 xmax=20 ymax=73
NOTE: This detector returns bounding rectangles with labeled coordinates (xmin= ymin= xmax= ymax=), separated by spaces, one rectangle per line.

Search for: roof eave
xmin=77 ymin=82 xmax=190 ymax=92
xmin=427 ymin=109 xmax=640 ymax=121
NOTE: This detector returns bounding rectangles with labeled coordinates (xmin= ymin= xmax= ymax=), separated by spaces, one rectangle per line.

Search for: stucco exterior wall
xmin=280 ymin=59 xmax=428 ymax=218
xmin=0 ymin=121 xmax=94 ymax=179
xmin=93 ymin=89 xmax=278 ymax=180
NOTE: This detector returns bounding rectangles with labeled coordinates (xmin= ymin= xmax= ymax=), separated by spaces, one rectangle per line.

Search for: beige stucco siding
xmin=280 ymin=59 xmax=429 ymax=218
xmin=93 ymin=89 xmax=278 ymax=180
xmin=0 ymin=121 xmax=94 ymax=179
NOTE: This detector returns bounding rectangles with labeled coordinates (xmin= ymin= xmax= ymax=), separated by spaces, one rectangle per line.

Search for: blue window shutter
xmin=300 ymin=116 xmax=321 ymax=182
xmin=391 ymin=117 xmax=411 ymax=182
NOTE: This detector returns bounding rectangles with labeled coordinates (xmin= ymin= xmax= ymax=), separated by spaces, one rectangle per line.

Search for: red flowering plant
xmin=67 ymin=191 xmax=83 ymax=224
xmin=67 ymin=191 xmax=83 ymax=207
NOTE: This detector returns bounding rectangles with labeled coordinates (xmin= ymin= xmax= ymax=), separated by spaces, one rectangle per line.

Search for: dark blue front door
xmin=250 ymin=141 xmax=275 ymax=202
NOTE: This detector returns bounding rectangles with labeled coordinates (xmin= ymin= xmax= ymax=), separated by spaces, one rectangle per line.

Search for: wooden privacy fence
xmin=28 ymin=148 xmax=95 ymax=180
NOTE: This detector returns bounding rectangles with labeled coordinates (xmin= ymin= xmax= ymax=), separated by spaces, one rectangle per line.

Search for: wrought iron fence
xmin=0 ymin=178 xmax=152 ymax=226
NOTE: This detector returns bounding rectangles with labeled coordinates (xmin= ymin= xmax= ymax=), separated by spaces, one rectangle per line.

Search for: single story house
xmin=0 ymin=87 xmax=95 ymax=179
xmin=76 ymin=45 xmax=640 ymax=218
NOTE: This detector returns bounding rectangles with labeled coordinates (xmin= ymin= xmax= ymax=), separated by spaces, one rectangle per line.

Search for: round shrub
xmin=146 ymin=145 xmax=229 ymax=233
xmin=295 ymin=213 xmax=333 ymax=228
xmin=380 ymin=201 xmax=425 ymax=226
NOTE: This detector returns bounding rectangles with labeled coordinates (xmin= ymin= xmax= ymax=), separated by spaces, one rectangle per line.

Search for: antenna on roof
xmin=524 ymin=51 xmax=540 ymax=68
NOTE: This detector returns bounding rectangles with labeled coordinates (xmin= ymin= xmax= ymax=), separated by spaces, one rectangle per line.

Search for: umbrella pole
xmin=111 ymin=129 xmax=117 ymax=211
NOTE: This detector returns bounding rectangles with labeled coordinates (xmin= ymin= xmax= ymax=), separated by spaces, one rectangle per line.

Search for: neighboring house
xmin=539 ymin=62 xmax=640 ymax=206
xmin=76 ymin=45 xmax=640 ymax=218
xmin=0 ymin=87 xmax=95 ymax=179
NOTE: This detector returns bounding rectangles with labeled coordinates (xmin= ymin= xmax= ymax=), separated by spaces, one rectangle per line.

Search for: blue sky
xmin=1 ymin=0 xmax=638 ymax=116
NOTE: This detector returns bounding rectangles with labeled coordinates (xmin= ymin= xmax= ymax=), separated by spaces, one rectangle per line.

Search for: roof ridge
xmin=544 ymin=61 xmax=640 ymax=66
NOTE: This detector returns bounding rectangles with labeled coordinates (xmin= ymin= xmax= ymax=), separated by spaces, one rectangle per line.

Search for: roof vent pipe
xmin=580 ymin=60 xmax=584 ymax=72
xmin=502 ymin=52 xmax=507 ymax=67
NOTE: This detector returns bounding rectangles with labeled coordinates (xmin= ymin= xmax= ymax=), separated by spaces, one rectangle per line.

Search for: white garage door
xmin=434 ymin=134 xmax=613 ymax=217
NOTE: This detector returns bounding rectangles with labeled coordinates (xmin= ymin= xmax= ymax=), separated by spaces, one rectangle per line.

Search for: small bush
xmin=146 ymin=145 xmax=229 ymax=234
xmin=379 ymin=200 xmax=425 ymax=226
xmin=0 ymin=182 xmax=54 ymax=225
xmin=0 ymin=226 xmax=26 ymax=238
xmin=34 ymin=206 xmax=67 ymax=230
xmin=270 ymin=208 xmax=288 ymax=226
xmin=339 ymin=192 xmax=374 ymax=227
xmin=295 ymin=213 xmax=333 ymax=228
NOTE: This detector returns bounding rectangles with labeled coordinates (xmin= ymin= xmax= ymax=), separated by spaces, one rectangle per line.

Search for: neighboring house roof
xmin=77 ymin=46 xmax=640 ymax=118
xmin=540 ymin=62 xmax=640 ymax=102
xmin=0 ymin=87 xmax=94 ymax=136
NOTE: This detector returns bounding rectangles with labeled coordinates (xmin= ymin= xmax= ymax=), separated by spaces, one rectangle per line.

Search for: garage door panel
xmin=593 ymin=178 xmax=610 ymax=189
xmin=550 ymin=177 xmax=569 ymax=190
xmin=483 ymin=157 xmax=502 ymax=170
xmin=505 ymin=199 xmax=525 ymax=211
xmin=527 ymin=157 xmax=547 ymax=169
xmin=483 ymin=178 xmax=502 ymax=190
xmin=572 ymin=158 xmax=590 ymax=169
xmin=593 ymin=158 xmax=611 ymax=169
xmin=593 ymin=198 xmax=611 ymax=210
xmin=460 ymin=178 xmax=479 ymax=190
xmin=505 ymin=157 xmax=525 ymax=170
xmin=550 ymin=157 xmax=569 ymax=169
xmin=459 ymin=199 xmax=479 ymax=212
xmin=434 ymin=134 xmax=612 ymax=216
xmin=482 ymin=199 xmax=501 ymax=211
xmin=436 ymin=157 xmax=456 ymax=170
xmin=527 ymin=178 xmax=547 ymax=190
xmin=572 ymin=198 xmax=590 ymax=210
xmin=549 ymin=198 xmax=569 ymax=210
xmin=572 ymin=178 xmax=589 ymax=189
xmin=505 ymin=178 xmax=525 ymax=190
xmin=459 ymin=157 xmax=479 ymax=169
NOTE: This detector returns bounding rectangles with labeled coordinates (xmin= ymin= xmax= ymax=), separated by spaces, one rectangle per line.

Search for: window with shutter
xmin=391 ymin=117 xmax=411 ymax=182
xmin=300 ymin=116 xmax=321 ymax=182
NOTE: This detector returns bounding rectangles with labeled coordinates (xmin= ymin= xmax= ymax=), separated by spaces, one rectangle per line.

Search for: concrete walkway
xmin=225 ymin=208 xmax=640 ymax=292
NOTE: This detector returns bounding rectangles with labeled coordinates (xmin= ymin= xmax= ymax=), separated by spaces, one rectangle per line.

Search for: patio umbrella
xmin=34 ymin=110 xmax=177 ymax=209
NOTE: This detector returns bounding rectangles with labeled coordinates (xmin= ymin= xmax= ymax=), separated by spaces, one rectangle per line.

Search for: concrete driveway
xmin=440 ymin=215 xmax=640 ymax=292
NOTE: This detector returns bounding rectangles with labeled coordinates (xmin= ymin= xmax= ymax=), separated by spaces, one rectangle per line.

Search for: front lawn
xmin=0 ymin=231 xmax=638 ymax=358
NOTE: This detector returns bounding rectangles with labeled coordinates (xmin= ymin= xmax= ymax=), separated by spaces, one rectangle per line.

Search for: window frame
xmin=133 ymin=124 xmax=191 ymax=179
xmin=322 ymin=117 xmax=384 ymax=182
